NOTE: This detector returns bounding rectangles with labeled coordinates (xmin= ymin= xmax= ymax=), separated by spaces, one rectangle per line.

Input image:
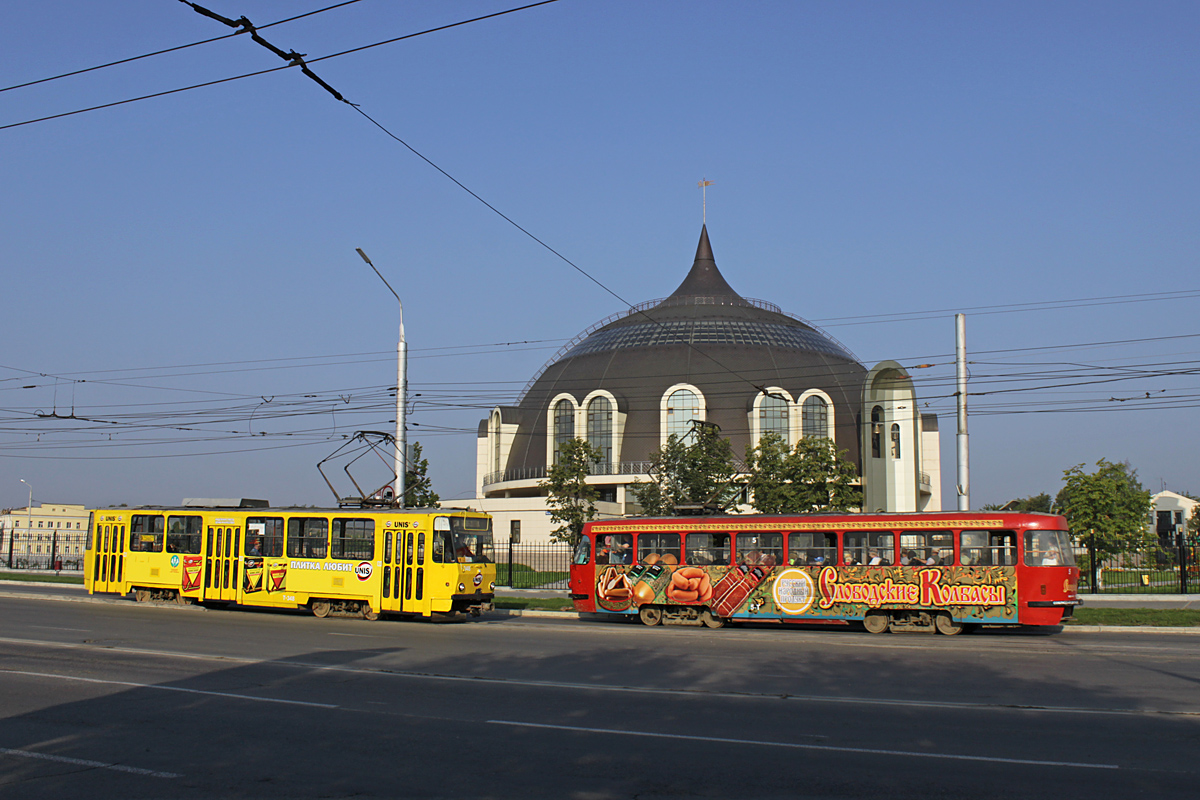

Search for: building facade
xmin=0 ymin=503 xmax=90 ymax=570
xmin=460 ymin=227 xmax=941 ymax=542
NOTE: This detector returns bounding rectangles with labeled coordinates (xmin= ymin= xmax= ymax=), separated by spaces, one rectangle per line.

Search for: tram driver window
xmin=572 ymin=537 xmax=591 ymax=566
xmin=166 ymin=516 xmax=202 ymax=554
xmin=638 ymin=533 xmax=681 ymax=565
xmin=1023 ymin=530 xmax=1073 ymax=567
xmin=788 ymin=532 xmax=836 ymax=566
xmin=129 ymin=515 xmax=164 ymax=552
xmin=686 ymin=532 xmax=730 ymax=565
xmin=736 ymin=532 xmax=783 ymax=567
xmin=287 ymin=518 xmax=328 ymax=559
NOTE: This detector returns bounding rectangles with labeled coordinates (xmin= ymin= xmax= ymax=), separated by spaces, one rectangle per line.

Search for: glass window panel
xmin=587 ymin=396 xmax=613 ymax=465
xmin=685 ymin=532 xmax=731 ymax=565
xmin=759 ymin=394 xmax=789 ymax=441
xmin=802 ymin=395 xmax=829 ymax=439
xmin=637 ymin=532 xmax=681 ymax=565
xmin=787 ymin=532 xmax=837 ymax=566
xmin=666 ymin=389 xmax=700 ymax=443
xmin=736 ymin=532 xmax=783 ymax=566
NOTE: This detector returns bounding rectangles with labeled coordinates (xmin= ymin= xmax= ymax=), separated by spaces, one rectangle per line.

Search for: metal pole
xmin=356 ymin=248 xmax=406 ymax=507
xmin=955 ymin=314 xmax=969 ymax=511
xmin=20 ymin=479 xmax=32 ymax=570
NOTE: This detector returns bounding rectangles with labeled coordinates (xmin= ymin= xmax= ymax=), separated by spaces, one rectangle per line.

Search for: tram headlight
xmin=458 ymin=583 xmax=466 ymax=592
xmin=490 ymin=581 xmax=495 ymax=591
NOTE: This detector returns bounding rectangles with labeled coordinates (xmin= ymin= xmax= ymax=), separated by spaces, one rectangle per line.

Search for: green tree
xmin=981 ymin=493 xmax=1052 ymax=513
xmin=540 ymin=438 xmax=602 ymax=545
xmin=630 ymin=426 xmax=739 ymax=516
xmin=1056 ymin=459 xmax=1153 ymax=564
xmin=403 ymin=442 xmax=440 ymax=508
xmin=744 ymin=433 xmax=861 ymax=514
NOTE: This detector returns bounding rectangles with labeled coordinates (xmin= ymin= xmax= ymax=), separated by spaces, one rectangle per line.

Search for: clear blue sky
xmin=3 ymin=1 xmax=1197 ymax=510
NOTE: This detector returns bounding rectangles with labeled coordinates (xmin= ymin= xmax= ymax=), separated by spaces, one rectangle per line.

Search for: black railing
xmin=484 ymin=460 xmax=656 ymax=487
xmin=1076 ymin=543 xmax=1198 ymax=594
xmin=494 ymin=541 xmax=571 ymax=589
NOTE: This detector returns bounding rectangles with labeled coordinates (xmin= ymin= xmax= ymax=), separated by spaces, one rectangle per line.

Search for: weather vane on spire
xmin=698 ymin=178 xmax=713 ymax=224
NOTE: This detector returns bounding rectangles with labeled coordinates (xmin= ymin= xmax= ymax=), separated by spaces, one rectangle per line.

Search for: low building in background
xmin=0 ymin=503 xmax=90 ymax=570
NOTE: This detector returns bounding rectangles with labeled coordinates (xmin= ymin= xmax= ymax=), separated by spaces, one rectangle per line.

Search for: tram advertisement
xmin=595 ymin=563 xmax=1017 ymax=622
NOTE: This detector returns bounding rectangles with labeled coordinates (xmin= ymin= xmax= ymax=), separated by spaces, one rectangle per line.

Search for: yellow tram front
xmin=85 ymin=506 xmax=496 ymax=619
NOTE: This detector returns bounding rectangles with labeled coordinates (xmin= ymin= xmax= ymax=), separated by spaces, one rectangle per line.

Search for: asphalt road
xmin=2 ymin=591 xmax=1199 ymax=799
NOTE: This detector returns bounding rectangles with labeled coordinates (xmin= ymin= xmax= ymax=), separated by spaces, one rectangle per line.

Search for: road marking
xmin=30 ymin=626 xmax=89 ymax=632
xmin=487 ymin=720 xmax=1120 ymax=770
xmin=2 ymin=637 xmax=1197 ymax=719
xmin=0 ymin=669 xmax=338 ymax=708
xmin=0 ymin=746 xmax=180 ymax=778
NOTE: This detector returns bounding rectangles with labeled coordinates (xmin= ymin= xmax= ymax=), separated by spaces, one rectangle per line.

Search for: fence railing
xmin=493 ymin=541 xmax=571 ymax=589
xmin=3 ymin=554 xmax=84 ymax=572
xmin=1076 ymin=543 xmax=1198 ymax=594
xmin=484 ymin=461 xmax=657 ymax=487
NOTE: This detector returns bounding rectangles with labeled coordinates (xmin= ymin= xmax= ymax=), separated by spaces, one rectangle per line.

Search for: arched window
xmin=666 ymin=389 xmax=700 ymax=444
xmin=759 ymin=394 xmax=789 ymax=442
xmin=890 ymin=423 xmax=901 ymax=459
xmin=871 ymin=406 xmax=883 ymax=459
xmin=587 ymin=396 xmax=612 ymax=466
xmin=553 ymin=399 xmax=574 ymax=464
xmin=802 ymin=395 xmax=829 ymax=439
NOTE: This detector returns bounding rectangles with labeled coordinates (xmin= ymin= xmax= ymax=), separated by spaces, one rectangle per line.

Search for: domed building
xmin=468 ymin=227 xmax=941 ymax=542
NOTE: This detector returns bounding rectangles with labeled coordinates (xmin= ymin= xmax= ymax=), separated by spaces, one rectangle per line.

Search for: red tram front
xmin=568 ymin=512 xmax=1079 ymax=633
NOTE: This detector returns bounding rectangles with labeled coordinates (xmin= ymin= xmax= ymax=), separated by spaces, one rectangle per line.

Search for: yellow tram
xmin=84 ymin=505 xmax=496 ymax=619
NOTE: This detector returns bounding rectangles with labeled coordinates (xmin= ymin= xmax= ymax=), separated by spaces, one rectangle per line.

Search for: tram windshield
xmin=1024 ymin=530 xmax=1076 ymax=567
xmin=449 ymin=516 xmax=494 ymax=563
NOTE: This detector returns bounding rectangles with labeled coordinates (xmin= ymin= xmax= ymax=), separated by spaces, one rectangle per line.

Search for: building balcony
xmin=483 ymin=461 xmax=656 ymax=489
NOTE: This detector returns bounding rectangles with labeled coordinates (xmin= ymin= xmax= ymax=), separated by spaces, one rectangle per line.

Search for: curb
xmin=0 ymin=589 xmax=205 ymax=611
xmin=1061 ymin=624 xmax=1200 ymax=635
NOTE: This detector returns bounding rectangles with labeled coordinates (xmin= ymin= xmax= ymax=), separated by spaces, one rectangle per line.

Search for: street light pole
xmin=355 ymin=248 xmax=406 ymax=507
xmin=19 ymin=479 xmax=32 ymax=569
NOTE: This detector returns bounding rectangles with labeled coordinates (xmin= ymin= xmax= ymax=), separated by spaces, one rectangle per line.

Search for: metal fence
xmin=493 ymin=541 xmax=571 ymax=589
xmin=1077 ymin=543 xmax=1199 ymax=594
xmin=3 ymin=554 xmax=84 ymax=572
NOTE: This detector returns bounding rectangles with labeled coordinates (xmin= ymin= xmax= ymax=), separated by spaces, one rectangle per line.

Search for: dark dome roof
xmin=501 ymin=227 xmax=868 ymax=471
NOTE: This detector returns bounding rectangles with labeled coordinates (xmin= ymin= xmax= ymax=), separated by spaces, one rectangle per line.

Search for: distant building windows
xmin=553 ymin=399 xmax=575 ymax=464
xmin=802 ymin=395 xmax=829 ymax=439
xmin=759 ymin=394 xmax=789 ymax=441
xmin=666 ymin=388 xmax=701 ymax=444
xmin=587 ymin=396 xmax=613 ymax=465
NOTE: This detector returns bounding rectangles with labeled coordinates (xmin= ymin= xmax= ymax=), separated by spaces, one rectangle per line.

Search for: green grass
xmin=493 ymin=597 xmax=575 ymax=611
xmin=1067 ymin=608 xmax=1200 ymax=627
xmin=499 ymin=563 xmax=568 ymax=589
xmin=0 ymin=571 xmax=85 ymax=585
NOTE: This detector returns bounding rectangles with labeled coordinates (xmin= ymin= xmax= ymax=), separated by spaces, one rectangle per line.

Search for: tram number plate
xmin=283 ymin=595 xmax=295 ymax=602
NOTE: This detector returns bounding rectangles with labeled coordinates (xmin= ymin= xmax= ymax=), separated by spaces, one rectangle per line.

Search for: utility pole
xmin=356 ymin=249 xmax=406 ymax=507
xmin=955 ymin=314 xmax=969 ymax=511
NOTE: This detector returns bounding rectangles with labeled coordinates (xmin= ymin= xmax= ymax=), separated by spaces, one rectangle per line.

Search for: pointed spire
xmin=664 ymin=225 xmax=745 ymax=303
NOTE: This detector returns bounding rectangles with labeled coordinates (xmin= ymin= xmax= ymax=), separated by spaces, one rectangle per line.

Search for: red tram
xmin=569 ymin=512 xmax=1079 ymax=633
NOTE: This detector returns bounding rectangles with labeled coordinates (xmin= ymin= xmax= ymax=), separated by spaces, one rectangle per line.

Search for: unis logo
xmin=170 ymin=555 xmax=181 ymax=568
xmin=472 ymin=572 xmax=483 ymax=586
xmin=772 ymin=568 xmax=817 ymax=615
xmin=355 ymin=561 xmax=373 ymax=581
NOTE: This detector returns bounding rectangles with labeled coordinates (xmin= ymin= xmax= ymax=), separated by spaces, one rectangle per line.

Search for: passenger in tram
xmin=247 ymin=537 xmax=263 ymax=557
xmin=1043 ymin=546 xmax=1062 ymax=566
xmin=868 ymin=549 xmax=884 ymax=566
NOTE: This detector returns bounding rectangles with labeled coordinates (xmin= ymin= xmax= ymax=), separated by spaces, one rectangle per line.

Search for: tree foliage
xmin=403 ymin=441 xmax=440 ymax=508
xmin=743 ymin=433 xmax=861 ymax=514
xmin=630 ymin=427 xmax=739 ymax=516
xmin=981 ymin=493 xmax=1052 ymax=513
xmin=540 ymin=438 xmax=602 ymax=545
xmin=1055 ymin=459 xmax=1152 ymax=560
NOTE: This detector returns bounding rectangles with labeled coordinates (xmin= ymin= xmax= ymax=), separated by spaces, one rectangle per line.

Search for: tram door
xmin=381 ymin=530 xmax=400 ymax=614
xmin=205 ymin=524 xmax=242 ymax=602
xmin=91 ymin=521 xmax=126 ymax=594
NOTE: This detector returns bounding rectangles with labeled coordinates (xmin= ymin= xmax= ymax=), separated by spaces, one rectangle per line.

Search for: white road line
xmin=487 ymin=720 xmax=1120 ymax=770
xmin=0 ymin=746 xmax=180 ymax=778
xmin=0 ymin=669 xmax=338 ymax=708
xmin=2 ymin=637 xmax=1196 ymax=719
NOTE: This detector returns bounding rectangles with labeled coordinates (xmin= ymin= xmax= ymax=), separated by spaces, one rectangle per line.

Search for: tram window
xmin=900 ymin=531 xmax=952 ymax=565
xmin=598 ymin=534 xmax=632 ymax=564
xmin=1023 ymin=530 xmax=1074 ymax=567
xmin=287 ymin=518 xmax=328 ymax=559
xmin=450 ymin=516 xmax=495 ymax=563
xmin=245 ymin=518 xmax=283 ymax=557
xmin=638 ymin=533 xmax=681 ymax=565
xmin=572 ymin=537 xmax=591 ymax=566
xmin=843 ymin=532 xmax=868 ymax=566
xmin=736 ymin=532 xmax=783 ymax=567
xmin=432 ymin=527 xmax=451 ymax=563
xmin=787 ymin=532 xmax=836 ymax=566
xmin=166 ymin=516 xmax=203 ymax=554
xmin=845 ymin=532 xmax=893 ymax=566
xmin=686 ymin=532 xmax=731 ymax=565
xmin=129 ymin=515 xmax=164 ymax=552
xmin=962 ymin=530 xmax=1018 ymax=566
xmin=331 ymin=518 xmax=375 ymax=560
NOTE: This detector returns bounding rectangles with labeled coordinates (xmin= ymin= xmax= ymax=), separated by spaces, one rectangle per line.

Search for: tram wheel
xmin=638 ymin=605 xmax=663 ymax=626
xmin=934 ymin=613 xmax=965 ymax=635
xmin=700 ymin=609 xmax=725 ymax=629
xmin=311 ymin=600 xmax=332 ymax=618
xmin=134 ymin=589 xmax=151 ymax=603
xmin=863 ymin=611 xmax=890 ymax=634
xmin=361 ymin=604 xmax=379 ymax=621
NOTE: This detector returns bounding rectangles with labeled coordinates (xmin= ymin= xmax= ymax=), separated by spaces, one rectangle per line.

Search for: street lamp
xmin=19 ymin=479 xmax=32 ymax=569
xmin=355 ymin=248 xmax=406 ymax=507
